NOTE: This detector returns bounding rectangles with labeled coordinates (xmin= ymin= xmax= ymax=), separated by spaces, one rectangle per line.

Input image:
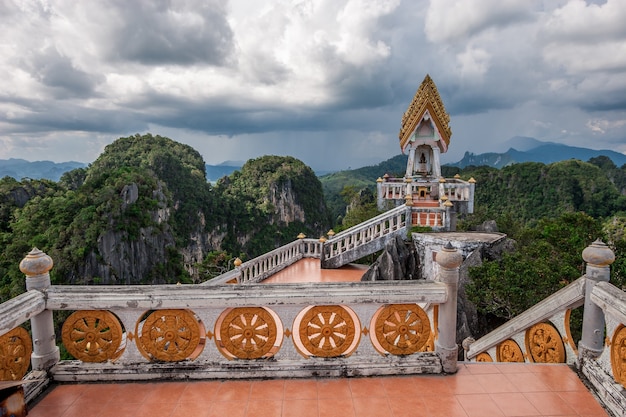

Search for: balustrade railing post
xmin=377 ymin=177 xmax=384 ymax=210
xmin=435 ymin=242 xmax=462 ymax=373
xmin=20 ymin=248 xmax=60 ymax=371
xmin=579 ymin=239 xmax=615 ymax=362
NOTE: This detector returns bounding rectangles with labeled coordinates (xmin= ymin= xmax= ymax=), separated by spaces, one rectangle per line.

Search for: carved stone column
xmin=435 ymin=242 xmax=462 ymax=373
xmin=20 ymin=248 xmax=60 ymax=371
xmin=579 ymin=239 xmax=614 ymax=361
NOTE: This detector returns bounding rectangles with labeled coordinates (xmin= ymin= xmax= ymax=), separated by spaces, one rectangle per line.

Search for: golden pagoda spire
xmin=398 ymin=74 xmax=452 ymax=153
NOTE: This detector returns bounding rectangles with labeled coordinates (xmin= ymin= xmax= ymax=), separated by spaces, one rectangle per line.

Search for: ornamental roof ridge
xmin=399 ymin=74 xmax=452 ymax=152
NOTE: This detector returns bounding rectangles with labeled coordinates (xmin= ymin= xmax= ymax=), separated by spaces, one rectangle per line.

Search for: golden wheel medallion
xmin=496 ymin=339 xmax=524 ymax=362
xmin=611 ymin=325 xmax=626 ymax=388
xmin=372 ymin=304 xmax=431 ymax=355
xmin=526 ymin=322 xmax=565 ymax=363
xmin=476 ymin=352 xmax=493 ymax=362
xmin=137 ymin=309 xmax=203 ymax=362
xmin=0 ymin=327 xmax=32 ymax=380
xmin=216 ymin=307 xmax=281 ymax=359
xmin=295 ymin=305 xmax=359 ymax=358
xmin=62 ymin=310 xmax=124 ymax=362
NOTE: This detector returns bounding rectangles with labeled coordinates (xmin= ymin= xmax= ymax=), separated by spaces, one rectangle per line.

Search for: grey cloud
xmin=1 ymin=101 xmax=148 ymax=134
xmin=425 ymin=0 xmax=534 ymax=44
xmin=24 ymin=47 xmax=103 ymax=99
xmin=581 ymin=93 xmax=626 ymax=112
xmin=242 ymin=51 xmax=291 ymax=85
xmin=104 ymin=0 xmax=234 ymax=66
xmin=123 ymin=86 xmax=396 ymax=137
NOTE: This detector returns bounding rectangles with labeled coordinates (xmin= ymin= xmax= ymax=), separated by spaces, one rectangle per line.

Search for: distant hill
xmin=449 ymin=137 xmax=626 ymax=168
xmin=0 ymin=157 xmax=242 ymax=184
xmin=319 ymin=154 xmax=408 ymax=221
xmin=0 ymin=159 xmax=86 ymax=181
xmin=205 ymin=163 xmax=241 ymax=183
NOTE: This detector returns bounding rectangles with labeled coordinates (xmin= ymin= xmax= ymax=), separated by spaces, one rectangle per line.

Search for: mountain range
xmin=448 ymin=136 xmax=626 ymax=169
xmin=2 ymin=137 xmax=625 ymax=181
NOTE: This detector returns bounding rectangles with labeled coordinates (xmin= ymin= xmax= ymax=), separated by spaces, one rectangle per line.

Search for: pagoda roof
xmin=399 ymin=74 xmax=452 ymax=153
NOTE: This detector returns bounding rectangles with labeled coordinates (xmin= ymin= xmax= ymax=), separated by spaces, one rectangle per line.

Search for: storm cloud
xmin=0 ymin=0 xmax=625 ymax=170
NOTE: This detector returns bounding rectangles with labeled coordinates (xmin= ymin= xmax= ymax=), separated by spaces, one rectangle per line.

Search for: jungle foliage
xmin=0 ymin=135 xmax=330 ymax=300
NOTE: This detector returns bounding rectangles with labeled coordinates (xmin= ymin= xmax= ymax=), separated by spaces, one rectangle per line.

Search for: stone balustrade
xmin=379 ymin=179 xmax=406 ymax=200
xmin=464 ymin=277 xmax=585 ymax=364
xmin=0 ymin=245 xmax=463 ymax=386
xmin=440 ymin=180 xmax=473 ymax=201
xmin=203 ymin=239 xmax=322 ymax=285
xmin=377 ymin=177 xmax=474 ymax=204
xmin=321 ymin=205 xmax=408 ymax=268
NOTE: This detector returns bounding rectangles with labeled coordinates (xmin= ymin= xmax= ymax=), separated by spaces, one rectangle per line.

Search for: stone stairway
xmin=321 ymin=205 xmax=409 ymax=269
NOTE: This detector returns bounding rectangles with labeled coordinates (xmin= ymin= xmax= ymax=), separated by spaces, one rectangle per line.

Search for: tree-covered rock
xmin=0 ymin=135 xmax=331 ymax=299
xmin=215 ymin=155 xmax=331 ymax=256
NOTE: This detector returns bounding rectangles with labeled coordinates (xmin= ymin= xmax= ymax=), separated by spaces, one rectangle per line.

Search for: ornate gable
xmin=399 ymin=74 xmax=451 ymax=153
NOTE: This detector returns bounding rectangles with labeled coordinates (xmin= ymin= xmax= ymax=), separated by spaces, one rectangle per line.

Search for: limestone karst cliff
xmin=0 ymin=134 xmax=331 ymax=292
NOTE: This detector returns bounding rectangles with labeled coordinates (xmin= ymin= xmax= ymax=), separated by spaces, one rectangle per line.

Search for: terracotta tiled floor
xmin=262 ymin=258 xmax=367 ymax=283
xmin=29 ymin=362 xmax=611 ymax=417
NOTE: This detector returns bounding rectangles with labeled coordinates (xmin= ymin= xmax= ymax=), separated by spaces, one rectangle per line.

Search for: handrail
xmin=237 ymin=238 xmax=321 ymax=283
xmin=45 ymin=280 xmax=447 ymax=310
xmin=321 ymin=205 xmax=408 ymax=268
xmin=330 ymin=205 xmax=408 ymax=239
xmin=197 ymin=239 xmax=323 ymax=285
xmin=466 ymin=277 xmax=585 ymax=359
xmin=590 ymin=281 xmax=626 ymax=329
xmin=200 ymin=269 xmax=239 ymax=286
xmin=0 ymin=290 xmax=46 ymax=336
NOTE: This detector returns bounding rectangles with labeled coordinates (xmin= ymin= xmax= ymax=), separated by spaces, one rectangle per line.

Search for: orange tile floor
xmin=29 ymin=362 xmax=610 ymax=417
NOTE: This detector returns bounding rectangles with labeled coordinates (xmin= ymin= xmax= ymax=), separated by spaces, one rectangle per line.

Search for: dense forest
xmin=1 ymin=134 xmax=626 ymax=336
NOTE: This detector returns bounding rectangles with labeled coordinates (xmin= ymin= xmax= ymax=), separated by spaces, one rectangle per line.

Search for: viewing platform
xmin=28 ymin=362 xmax=608 ymax=417
xmin=1 ymin=239 xmax=623 ymax=416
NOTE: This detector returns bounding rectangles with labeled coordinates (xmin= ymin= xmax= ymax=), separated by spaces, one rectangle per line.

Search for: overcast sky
xmin=1 ymin=0 xmax=625 ymax=171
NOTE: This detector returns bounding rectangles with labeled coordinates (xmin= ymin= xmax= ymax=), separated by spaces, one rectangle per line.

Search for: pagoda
xmin=376 ymin=75 xmax=475 ymax=230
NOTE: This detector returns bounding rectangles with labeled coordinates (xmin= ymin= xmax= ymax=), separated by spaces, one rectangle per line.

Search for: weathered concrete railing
xmin=464 ymin=277 xmax=585 ymax=363
xmin=463 ymin=239 xmax=626 ymax=417
xmin=377 ymin=176 xmax=475 ymax=215
xmin=321 ymin=205 xmax=408 ymax=268
xmin=440 ymin=179 xmax=474 ymax=202
xmin=205 ymin=238 xmax=322 ymax=285
xmin=0 ymin=246 xmax=463 ymax=387
xmin=378 ymin=178 xmax=405 ymax=201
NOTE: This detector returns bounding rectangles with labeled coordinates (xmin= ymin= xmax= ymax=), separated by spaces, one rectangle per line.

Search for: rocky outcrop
xmin=268 ymin=181 xmax=306 ymax=224
xmin=80 ymin=226 xmax=177 ymax=285
xmin=361 ymin=235 xmax=419 ymax=281
xmin=412 ymin=231 xmax=514 ymax=351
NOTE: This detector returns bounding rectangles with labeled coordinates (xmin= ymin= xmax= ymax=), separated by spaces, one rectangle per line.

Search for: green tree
xmin=466 ymin=212 xmax=601 ymax=320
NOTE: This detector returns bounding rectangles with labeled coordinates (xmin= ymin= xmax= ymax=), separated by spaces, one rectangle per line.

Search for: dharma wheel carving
xmin=496 ymin=340 xmax=524 ymax=363
xmin=295 ymin=305 xmax=359 ymax=358
xmin=476 ymin=352 xmax=493 ymax=362
xmin=216 ymin=307 xmax=282 ymax=360
xmin=0 ymin=327 xmax=32 ymax=380
xmin=62 ymin=310 xmax=124 ymax=362
xmin=371 ymin=304 xmax=431 ymax=355
xmin=610 ymin=325 xmax=626 ymax=387
xmin=137 ymin=309 xmax=203 ymax=362
xmin=526 ymin=322 xmax=565 ymax=363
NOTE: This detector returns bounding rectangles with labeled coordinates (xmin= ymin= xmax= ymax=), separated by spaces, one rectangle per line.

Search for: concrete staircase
xmin=321 ymin=205 xmax=409 ymax=269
